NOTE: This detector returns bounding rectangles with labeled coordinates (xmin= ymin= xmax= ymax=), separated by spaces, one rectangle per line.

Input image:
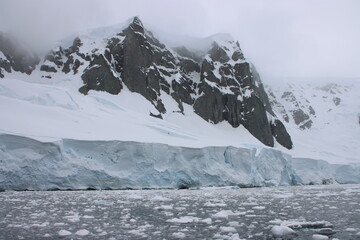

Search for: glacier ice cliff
xmin=0 ymin=134 xmax=359 ymax=190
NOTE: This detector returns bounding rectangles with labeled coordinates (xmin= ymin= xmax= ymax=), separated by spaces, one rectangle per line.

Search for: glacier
xmin=1 ymin=134 xmax=359 ymax=191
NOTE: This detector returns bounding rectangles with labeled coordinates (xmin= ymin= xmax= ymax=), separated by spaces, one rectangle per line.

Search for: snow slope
xmin=0 ymin=76 xmax=262 ymax=147
xmin=266 ymin=78 xmax=360 ymax=164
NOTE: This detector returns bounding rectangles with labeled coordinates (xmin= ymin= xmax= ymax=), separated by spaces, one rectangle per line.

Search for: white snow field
xmin=0 ymin=184 xmax=359 ymax=239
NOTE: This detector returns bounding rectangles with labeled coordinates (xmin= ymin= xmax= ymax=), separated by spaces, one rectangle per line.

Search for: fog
xmin=1 ymin=0 xmax=359 ymax=80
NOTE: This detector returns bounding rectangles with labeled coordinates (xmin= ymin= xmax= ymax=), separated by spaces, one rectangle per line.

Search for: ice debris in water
xmin=271 ymin=225 xmax=297 ymax=238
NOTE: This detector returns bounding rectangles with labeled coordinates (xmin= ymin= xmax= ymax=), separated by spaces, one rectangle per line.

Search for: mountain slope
xmin=0 ymin=17 xmax=292 ymax=149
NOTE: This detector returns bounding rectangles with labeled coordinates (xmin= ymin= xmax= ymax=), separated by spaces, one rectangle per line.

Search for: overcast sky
xmin=1 ymin=0 xmax=359 ymax=80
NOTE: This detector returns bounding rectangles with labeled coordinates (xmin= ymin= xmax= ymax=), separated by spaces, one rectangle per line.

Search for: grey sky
xmin=1 ymin=0 xmax=359 ymax=79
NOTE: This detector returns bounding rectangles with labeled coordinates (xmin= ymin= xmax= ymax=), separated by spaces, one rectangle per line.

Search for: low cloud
xmin=1 ymin=0 xmax=359 ymax=79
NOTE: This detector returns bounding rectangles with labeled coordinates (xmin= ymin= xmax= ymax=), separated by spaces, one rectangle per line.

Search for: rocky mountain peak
xmin=0 ymin=17 xmax=293 ymax=149
xmin=208 ymin=42 xmax=231 ymax=63
xmin=128 ymin=16 xmax=145 ymax=35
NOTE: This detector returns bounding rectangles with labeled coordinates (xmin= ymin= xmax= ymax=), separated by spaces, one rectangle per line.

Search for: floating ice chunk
xmin=212 ymin=210 xmax=236 ymax=218
xmin=273 ymin=193 xmax=295 ymax=199
xmin=54 ymin=222 xmax=65 ymax=226
xmin=247 ymin=197 xmax=257 ymax=202
xmin=315 ymin=228 xmax=336 ymax=236
xmin=252 ymin=206 xmax=266 ymax=210
xmin=270 ymin=225 xmax=297 ymax=238
xmin=128 ymin=229 xmax=145 ymax=236
xmin=172 ymin=232 xmax=186 ymax=238
xmin=167 ymin=216 xmax=200 ymax=223
xmin=154 ymin=204 xmax=173 ymax=210
xmin=229 ymin=233 xmax=245 ymax=240
xmin=201 ymin=218 xmax=213 ymax=224
xmin=150 ymin=196 xmax=172 ymax=202
xmin=98 ymin=231 xmax=107 ymax=236
xmin=345 ymin=228 xmax=357 ymax=232
xmin=32 ymin=222 xmax=49 ymax=227
xmin=93 ymin=200 xmax=112 ymax=205
xmin=270 ymin=219 xmax=333 ymax=229
xmin=228 ymin=221 xmax=240 ymax=227
xmin=312 ymin=234 xmax=329 ymax=240
xmin=204 ymin=201 xmax=227 ymax=207
xmin=128 ymin=194 xmax=143 ymax=200
xmin=75 ymin=229 xmax=89 ymax=236
xmin=58 ymin=230 xmax=72 ymax=236
xmin=64 ymin=213 xmax=80 ymax=222
xmin=220 ymin=226 xmax=237 ymax=232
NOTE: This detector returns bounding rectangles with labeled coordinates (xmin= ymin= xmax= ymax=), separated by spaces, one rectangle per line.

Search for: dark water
xmin=0 ymin=184 xmax=359 ymax=240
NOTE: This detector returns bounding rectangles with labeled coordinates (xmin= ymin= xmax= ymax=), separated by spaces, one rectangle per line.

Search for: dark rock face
xmin=150 ymin=112 xmax=163 ymax=119
xmin=270 ymin=119 xmax=293 ymax=149
xmin=93 ymin=17 xmax=291 ymax=148
xmin=0 ymin=56 xmax=11 ymax=78
xmin=94 ymin=17 xmax=199 ymax=114
xmin=0 ymin=33 xmax=39 ymax=76
xmin=1 ymin=17 xmax=293 ymax=149
xmin=173 ymin=46 xmax=202 ymax=62
xmin=79 ymin=54 xmax=122 ymax=95
xmin=275 ymin=89 xmax=315 ymax=130
xmin=333 ymin=97 xmax=341 ymax=106
xmin=291 ymin=109 xmax=313 ymax=130
xmin=38 ymin=37 xmax=87 ymax=77
xmin=242 ymin=96 xmax=274 ymax=147
xmin=45 ymin=47 xmax=64 ymax=68
xmin=121 ymin=18 xmax=170 ymax=113
xmin=250 ymin=64 xmax=275 ymax=115
xmin=193 ymin=40 xmax=291 ymax=148
xmin=292 ymin=109 xmax=310 ymax=125
xmin=208 ymin=42 xmax=230 ymax=63
xmin=40 ymin=65 xmax=57 ymax=73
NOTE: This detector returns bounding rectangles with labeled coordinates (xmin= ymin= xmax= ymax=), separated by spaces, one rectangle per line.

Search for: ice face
xmin=0 ymin=134 xmax=359 ymax=191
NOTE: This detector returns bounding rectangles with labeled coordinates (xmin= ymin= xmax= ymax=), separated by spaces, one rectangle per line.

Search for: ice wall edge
xmin=0 ymin=134 xmax=358 ymax=190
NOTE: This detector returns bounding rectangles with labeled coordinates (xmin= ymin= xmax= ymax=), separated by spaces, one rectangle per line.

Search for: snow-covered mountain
xmin=0 ymin=17 xmax=359 ymax=190
xmin=0 ymin=17 xmax=292 ymax=149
